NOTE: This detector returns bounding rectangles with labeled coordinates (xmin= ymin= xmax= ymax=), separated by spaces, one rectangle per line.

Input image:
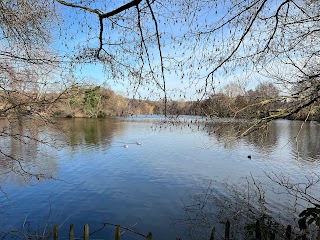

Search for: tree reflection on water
xmin=204 ymin=119 xmax=320 ymax=162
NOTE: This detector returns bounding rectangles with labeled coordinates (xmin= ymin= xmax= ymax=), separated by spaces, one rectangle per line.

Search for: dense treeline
xmin=1 ymin=82 xmax=319 ymax=121
xmin=162 ymin=82 xmax=320 ymax=121
xmin=50 ymin=85 xmax=155 ymax=117
xmin=57 ymin=81 xmax=318 ymax=122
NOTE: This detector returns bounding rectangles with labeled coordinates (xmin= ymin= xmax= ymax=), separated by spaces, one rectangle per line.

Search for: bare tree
xmin=223 ymin=81 xmax=247 ymax=99
xmin=176 ymin=0 xmax=319 ymax=129
xmin=0 ymin=0 xmax=64 ymax=118
xmin=55 ymin=0 xmax=169 ymax=112
xmin=0 ymin=0 xmax=318 ymax=152
xmin=54 ymin=0 xmax=319 ymax=126
xmin=0 ymin=0 xmax=70 ymax=180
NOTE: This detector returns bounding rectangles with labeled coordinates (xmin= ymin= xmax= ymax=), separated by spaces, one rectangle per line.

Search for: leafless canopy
xmin=53 ymin=0 xmax=319 ymax=120
xmin=0 ymin=0 xmax=318 ymax=124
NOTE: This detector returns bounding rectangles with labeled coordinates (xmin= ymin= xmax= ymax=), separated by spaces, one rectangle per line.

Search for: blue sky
xmin=53 ymin=0 xmax=270 ymax=101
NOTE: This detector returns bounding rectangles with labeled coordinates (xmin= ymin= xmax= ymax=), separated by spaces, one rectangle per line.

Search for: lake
xmin=0 ymin=116 xmax=319 ymax=239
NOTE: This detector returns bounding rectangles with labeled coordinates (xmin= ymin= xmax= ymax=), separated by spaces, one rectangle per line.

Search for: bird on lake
xmin=124 ymin=145 xmax=129 ymax=148
xmin=247 ymin=155 xmax=252 ymax=159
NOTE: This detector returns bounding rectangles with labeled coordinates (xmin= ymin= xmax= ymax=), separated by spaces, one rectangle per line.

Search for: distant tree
xmin=255 ymin=83 xmax=280 ymax=100
xmin=244 ymin=83 xmax=282 ymax=118
xmin=234 ymin=95 xmax=248 ymax=116
xmin=223 ymin=81 xmax=246 ymax=99
xmin=202 ymin=93 xmax=234 ymax=118
xmin=54 ymin=0 xmax=319 ymax=129
xmin=0 ymin=0 xmax=318 ymax=137
xmin=65 ymin=85 xmax=84 ymax=117
xmin=84 ymin=86 xmax=102 ymax=117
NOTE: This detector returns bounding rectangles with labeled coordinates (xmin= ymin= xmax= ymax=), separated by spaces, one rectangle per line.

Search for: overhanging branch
xmin=56 ymin=0 xmax=143 ymax=58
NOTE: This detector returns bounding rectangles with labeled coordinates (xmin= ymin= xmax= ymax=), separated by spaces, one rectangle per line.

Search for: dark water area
xmin=0 ymin=117 xmax=319 ymax=239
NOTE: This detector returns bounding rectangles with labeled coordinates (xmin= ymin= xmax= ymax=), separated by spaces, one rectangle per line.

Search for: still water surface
xmin=0 ymin=117 xmax=319 ymax=239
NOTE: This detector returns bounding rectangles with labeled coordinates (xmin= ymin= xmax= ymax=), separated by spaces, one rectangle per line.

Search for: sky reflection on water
xmin=0 ymin=117 xmax=319 ymax=239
